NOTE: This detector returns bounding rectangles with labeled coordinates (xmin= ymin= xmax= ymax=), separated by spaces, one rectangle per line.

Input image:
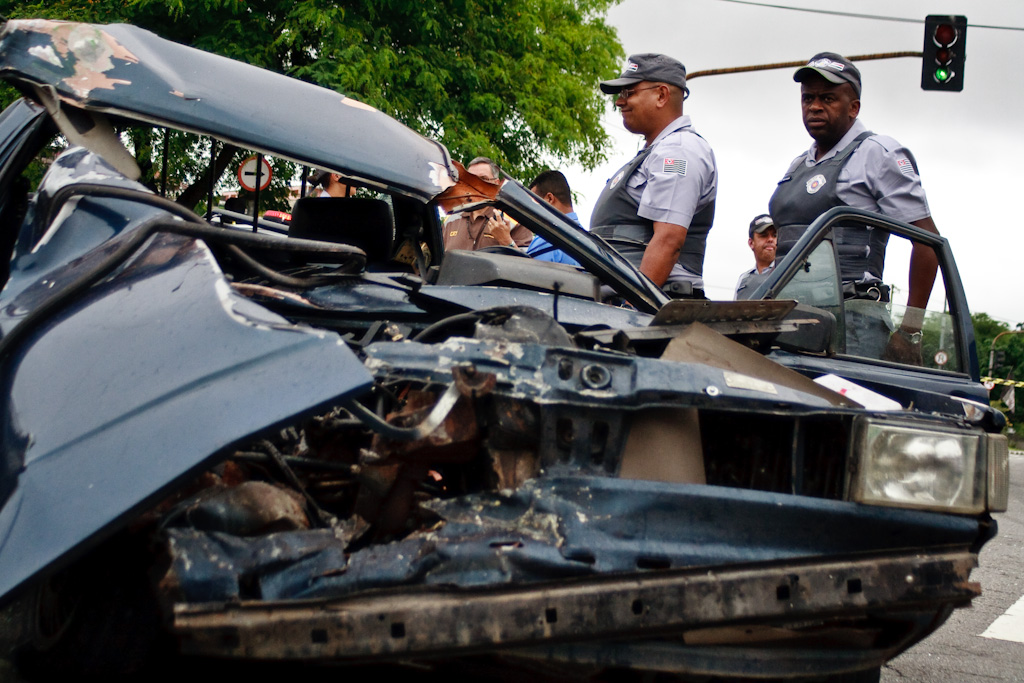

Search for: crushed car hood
xmin=0 ymin=19 xmax=456 ymax=200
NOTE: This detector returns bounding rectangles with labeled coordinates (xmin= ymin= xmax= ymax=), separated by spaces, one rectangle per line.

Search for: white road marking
xmin=981 ymin=594 xmax=1024 ymax=644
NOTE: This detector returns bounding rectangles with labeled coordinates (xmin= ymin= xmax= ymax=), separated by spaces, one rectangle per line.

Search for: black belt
xmin=843 ymin=282 xmax=890 ymax=303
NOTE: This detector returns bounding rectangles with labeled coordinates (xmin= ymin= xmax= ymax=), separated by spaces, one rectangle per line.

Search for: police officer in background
xmin=591 ymin=54 xmax=717 ymax=298
xmin=735 ymin=214 xmax=777 ymax=300
xmin=768 ymin=52 xmax=938 ymax=360
xmin=444 ymin=157 xmax=533 ymax=251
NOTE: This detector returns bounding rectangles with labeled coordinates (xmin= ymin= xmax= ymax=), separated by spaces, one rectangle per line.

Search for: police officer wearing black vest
xmin=735 ymin=214 xmax=777 ymax=300
xmin=768 ymin=52 xmax=939 ymax=361
xmin=591 ymin=54 xmax=717 ymax=298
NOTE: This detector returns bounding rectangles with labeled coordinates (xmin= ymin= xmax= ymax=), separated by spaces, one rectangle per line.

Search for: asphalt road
xmin=881 ymin=452 xmax=1024 ymax=682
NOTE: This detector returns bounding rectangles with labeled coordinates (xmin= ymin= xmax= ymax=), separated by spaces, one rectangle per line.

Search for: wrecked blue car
xmin=0 ymin=19 xmax=1009 ymax=682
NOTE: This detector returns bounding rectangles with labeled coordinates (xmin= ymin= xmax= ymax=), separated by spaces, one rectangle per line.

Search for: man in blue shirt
xmin=526 ymin=170 xmax=581 ymax=266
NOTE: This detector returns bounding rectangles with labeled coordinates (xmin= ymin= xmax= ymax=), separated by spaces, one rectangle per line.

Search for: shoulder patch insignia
xmin=663 ymin=158 xmax=687 ymax=176
xmin=897 ymin=157 xmax=915 ymax=176
xmin=806 ymin=174 xmax=826 ymax=194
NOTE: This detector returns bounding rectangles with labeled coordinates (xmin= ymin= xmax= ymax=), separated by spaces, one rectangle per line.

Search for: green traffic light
xmin=921 ymin=15 xmax=966 ymax=91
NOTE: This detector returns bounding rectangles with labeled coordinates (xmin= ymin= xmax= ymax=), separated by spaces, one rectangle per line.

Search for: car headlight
xmin=849 ymin=418 xmax=1005 ymax=514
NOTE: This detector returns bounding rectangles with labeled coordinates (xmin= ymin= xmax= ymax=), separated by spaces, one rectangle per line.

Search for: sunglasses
xmin=616 ymin=85 xmax=662 ymax=100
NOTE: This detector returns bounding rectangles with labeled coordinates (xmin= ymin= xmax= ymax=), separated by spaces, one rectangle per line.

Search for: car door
xmin=753 ymin=206 xmax=987 ymax=411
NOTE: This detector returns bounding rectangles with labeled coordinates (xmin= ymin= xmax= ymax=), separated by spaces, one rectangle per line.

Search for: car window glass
xmin=775 ymin=224 xmax=962 ymax=373
xmin=775 ymin=239 xmax=843 ymax=350
xmin=870 ymin=230 xmax=960 ymax=373
xmin=775 ymin=240 xmax=842 ymax=310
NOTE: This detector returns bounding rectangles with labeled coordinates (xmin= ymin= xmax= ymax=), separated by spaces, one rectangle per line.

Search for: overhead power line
xmin=715 ymin=0 xmax=1024 ymax=31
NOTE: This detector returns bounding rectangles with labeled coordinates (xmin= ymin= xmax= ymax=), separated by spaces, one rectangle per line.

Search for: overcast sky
xmin=561 ymin=0 xmax=1024 ymax=324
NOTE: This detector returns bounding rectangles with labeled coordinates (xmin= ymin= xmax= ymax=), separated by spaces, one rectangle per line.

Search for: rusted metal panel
xmin=173 ymin=550 xmax=978 ymax=661
xmin=487 ymin=449 xmax=539 ymax=490
xmin=7 ymin=20 xmax=140 ymax=98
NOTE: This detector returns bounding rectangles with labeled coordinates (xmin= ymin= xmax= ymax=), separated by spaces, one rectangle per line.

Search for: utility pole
xmin=686 ymin=52 xmax=921 ymax=81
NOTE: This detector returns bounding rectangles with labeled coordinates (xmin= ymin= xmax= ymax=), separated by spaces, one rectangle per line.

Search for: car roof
xmin=0 ymin=19 xmax=457 ymax=201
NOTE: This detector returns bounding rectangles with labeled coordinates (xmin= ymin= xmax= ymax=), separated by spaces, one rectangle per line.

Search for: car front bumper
xmin=173 ymin=548 xmax=977 ymax=678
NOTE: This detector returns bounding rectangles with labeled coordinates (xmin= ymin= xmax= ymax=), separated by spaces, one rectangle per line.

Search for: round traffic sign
xmin=984 ymin=381 xmax=996 ymax=391
xmin=934 ymin=350 xmax=949 ymax=367
xmin=237 ymin=155 xmax=272 ymax=192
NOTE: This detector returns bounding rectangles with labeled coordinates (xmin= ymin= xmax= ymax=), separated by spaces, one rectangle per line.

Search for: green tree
xmin=1 ymin=0 xmax=624 ymax=207
xmin=972 ymin=313 xmax=1024 ymax=377
xmin=972 ymin=312 xmax=1024 ymax=426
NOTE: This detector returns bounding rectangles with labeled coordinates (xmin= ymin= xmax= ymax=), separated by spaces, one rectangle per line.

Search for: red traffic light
xmin=932 ymin=23 xmax=958 ymax=47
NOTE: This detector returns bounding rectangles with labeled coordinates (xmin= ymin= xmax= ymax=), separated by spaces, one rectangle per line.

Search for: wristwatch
xmin=895 ymin=328 xmax=923 ymax=344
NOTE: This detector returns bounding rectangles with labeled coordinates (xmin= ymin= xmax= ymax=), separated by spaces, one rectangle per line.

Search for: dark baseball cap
xmin=600 ymin=53 xmax=689 ymax=97
xmin=749 ymin=214 xmax=775 ymax=238
xmin=794 ymin=52 xmax=861 ymax=97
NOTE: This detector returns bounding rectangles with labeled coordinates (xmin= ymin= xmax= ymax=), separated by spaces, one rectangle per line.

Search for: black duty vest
xmin=768 ymin=131 xmax=897 ymax=283
xmin=591 ymin=142 xmax=715 ymax=277
xmin=735 ymin=267 xmax=773 ymax=300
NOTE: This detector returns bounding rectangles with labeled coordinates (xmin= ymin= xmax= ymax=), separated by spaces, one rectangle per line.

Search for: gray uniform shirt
xmin=788 ymin=119 xmax=930 ymax=224
xmin=621 ymin=115 xmax=717 ymax=287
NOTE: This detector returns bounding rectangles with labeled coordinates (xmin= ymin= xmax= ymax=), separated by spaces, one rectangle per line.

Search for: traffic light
xmin=921 ymin=15 xmax=966 ymax=91
xmin=994 ymin=349 xmax=1007 ymax=370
